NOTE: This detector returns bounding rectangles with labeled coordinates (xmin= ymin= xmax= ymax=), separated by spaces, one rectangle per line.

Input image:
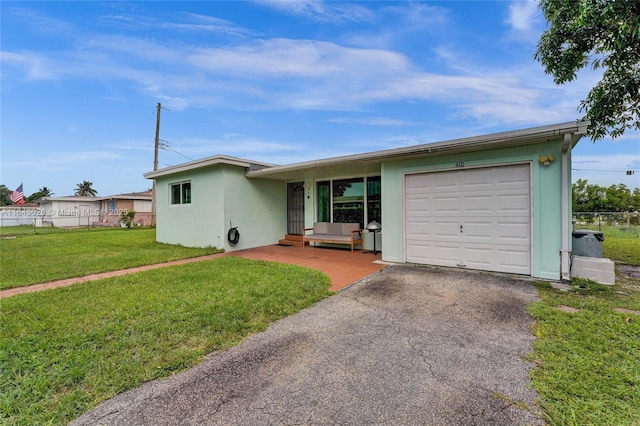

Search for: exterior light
xmin=539 ymin=154 xmax=555 ymax=166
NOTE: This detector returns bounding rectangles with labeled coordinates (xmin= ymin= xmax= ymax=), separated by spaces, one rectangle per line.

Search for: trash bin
xmin=572 ymin=230 xmax=604 ymax=258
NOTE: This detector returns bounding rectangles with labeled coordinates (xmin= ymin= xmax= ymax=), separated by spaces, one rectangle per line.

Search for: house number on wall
xmin=456 ymin=161 xmax=465 ymax=168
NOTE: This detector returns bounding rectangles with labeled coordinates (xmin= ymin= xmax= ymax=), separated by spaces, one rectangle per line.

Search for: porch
xmin=226 ymin=245 xmax=387 ymax=292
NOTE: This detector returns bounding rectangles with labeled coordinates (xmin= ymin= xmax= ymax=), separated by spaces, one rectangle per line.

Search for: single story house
xmin=144 ymin=121 xmax=588 ymax=281
xmin=97 ymin=191 xmax=153 ymax=226
xmin=36 ymin=191 xmax=152 ymax=227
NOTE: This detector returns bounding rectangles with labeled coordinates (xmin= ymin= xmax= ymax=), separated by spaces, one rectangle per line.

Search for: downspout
xmin=560 ymin=133 xmax=572 ymax=280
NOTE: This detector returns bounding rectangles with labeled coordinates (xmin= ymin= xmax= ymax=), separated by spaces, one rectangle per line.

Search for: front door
xmin=287 ymin=182 xmax=305 ymax=235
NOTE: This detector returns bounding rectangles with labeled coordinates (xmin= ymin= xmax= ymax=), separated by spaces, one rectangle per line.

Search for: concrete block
xmin=570 ymin=256 xmax=616 ymax=285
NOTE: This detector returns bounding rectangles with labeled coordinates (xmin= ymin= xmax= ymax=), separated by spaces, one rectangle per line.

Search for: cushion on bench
xmin=313 ymin=222 xmax=328 ymax=234
xmin=304 ymin=222 xmax=362 ymax=251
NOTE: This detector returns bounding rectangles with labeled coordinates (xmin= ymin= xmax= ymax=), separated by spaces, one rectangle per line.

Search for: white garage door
xmin=405 ymin=164 xmax=531 ymax=275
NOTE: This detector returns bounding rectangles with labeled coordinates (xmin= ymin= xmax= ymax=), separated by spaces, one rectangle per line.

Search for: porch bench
xmin=303 ymin=222 xmax=363 ymax=252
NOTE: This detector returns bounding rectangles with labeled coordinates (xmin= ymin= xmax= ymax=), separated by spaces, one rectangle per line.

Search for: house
xmin=37 ymin=196 xmax=102 ymax=227
xmin=96 ymin=191 xmax=153 ymax=226
xmin=144 ymin=121 xmax=589 ymax=281
xmin=36 ymin=191 xmax=152 ymax=227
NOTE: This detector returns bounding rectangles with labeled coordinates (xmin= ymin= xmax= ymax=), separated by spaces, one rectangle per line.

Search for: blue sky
xmin=2 ymin=1 xmax=638 ymax=197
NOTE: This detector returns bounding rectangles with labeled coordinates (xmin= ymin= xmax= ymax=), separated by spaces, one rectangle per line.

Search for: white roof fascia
xmin=246 ymin=121 xmax=588 ymax=179
xmin=100 ymin=195 xmax=152 ymax=201
xmin=39 ymin=196 xmax=101 ymax=202
xmin=144 ymin=155 xmax=276 ymax=180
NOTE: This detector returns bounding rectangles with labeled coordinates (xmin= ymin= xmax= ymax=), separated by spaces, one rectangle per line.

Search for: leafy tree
xmin=0 ymin=185 xmax=11 ymax=206
xmin=632 ymin=188 xmax=640 ymax=211
xmin=572 ymin=178 xmax=606 ymax=212
xmin=573 ymin=179 xmax=638 ymax=212
xmin=74 ymin=180 xmax=98 ymax=197
xmin=26 ymin=186 xmax=54 ymax=203
xmin=535 ymin=0 xmax=640 ymax=140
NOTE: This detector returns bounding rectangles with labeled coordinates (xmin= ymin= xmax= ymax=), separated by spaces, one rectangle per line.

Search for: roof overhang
xmin=246 ymin=121 xmax=588 ymax=180
xmin=144 ymin=155 xmax=276 ymax=180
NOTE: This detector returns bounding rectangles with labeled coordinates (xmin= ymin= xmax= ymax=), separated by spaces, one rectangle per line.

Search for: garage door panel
xmin=432 ymin=173 xmax=459 ymax=189
xmin=496 ymin=193 xmax=530 ymax=212
xmin=463 ymin=195 xmax=493 ymax=212
xmin=405 ymin=198 xmax=431 ymax=214
xmin=496 ymin=221 xmax=530 ymax=242
xmin=463 ymin=245 xmax=530 ymax=275
xmin=407 ymin=220 xmax=459 ymax=238
xmin=432 ymin=196 xmax=460 ymax=213
xmin=405 ymin=164 xmax=531 ymax=275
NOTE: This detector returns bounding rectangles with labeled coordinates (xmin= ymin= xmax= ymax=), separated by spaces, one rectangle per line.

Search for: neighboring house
xmin=35 ymin=191 xmax=152 ymax=227
xmin=37 ymin=196 xmax=102 ymax=227
xmin=97 ymin=191 xmax=153 ymax=226
xmin=144 ymin=121 xmax=588 ymax=281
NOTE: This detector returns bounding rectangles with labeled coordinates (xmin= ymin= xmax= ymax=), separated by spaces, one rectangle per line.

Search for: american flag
xmin=10 ymin=183 xmax=24 ymax=205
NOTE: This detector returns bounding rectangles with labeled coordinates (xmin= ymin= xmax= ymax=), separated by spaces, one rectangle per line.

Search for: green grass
xmin=0 ymin=227 xmax=220 ymax=290
xmin=527 ymin=280 xmax=640 ymax=425
xmin=0 ymin=256 xmax=331 ymax=426
xmin=575 ymin=224 xmax=640 ymax=265
xmin=527 ymin=229 xmax=640 ymax=425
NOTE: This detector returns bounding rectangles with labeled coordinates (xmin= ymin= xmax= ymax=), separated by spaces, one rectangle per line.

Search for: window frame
xmin=316 ymin=175 xmax=381 ymax=227
xmin=170 ymin=181 xmax=191 ymax=205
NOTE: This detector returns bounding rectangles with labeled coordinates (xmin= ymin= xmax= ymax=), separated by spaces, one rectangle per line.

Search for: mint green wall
xmin=155 ymin=165 xmax=286 ymax=250
xmin=156 ymin=168 xmax=225 ymax=248
xmin=223 ymin=166 xmax=286 ymax=251
xmin=381 ymin=139 xmax=566 ymax=279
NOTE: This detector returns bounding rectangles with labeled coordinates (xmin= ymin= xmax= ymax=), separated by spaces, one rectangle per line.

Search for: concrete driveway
xmin=72 ymin=265 xmax=544 ymax=425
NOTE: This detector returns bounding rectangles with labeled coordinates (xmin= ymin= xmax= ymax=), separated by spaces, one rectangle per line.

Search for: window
xmin=316 ymin=176 xmax=380 ymax=228
xmin=333 ymin=178 xmax=364 ymax=227
xmin=170 ymin=181 xmax=191 ymax=205
xmin=317 ymin=181 xmax=330 ymax=222
xmin=367 ymin=176 xmax=381 ymax=224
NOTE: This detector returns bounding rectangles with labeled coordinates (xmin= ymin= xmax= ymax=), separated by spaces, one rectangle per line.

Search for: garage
xmin=404 ymin=163 xmax=531 ymax=275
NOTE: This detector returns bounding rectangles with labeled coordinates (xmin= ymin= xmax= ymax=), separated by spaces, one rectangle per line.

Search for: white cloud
xmin=1 ymin=11 xmax=589 ymax=125
xmin=506 ymin=0 xmax=540 ymax=32
xmin=327 ymin=117 xmax=417 ymax=126
xmin=255 ymin=0 xmax=375 ymax=24
xmin=8 ymin=7 xmax=74 ymax=36
xmin=187 ymin=38 xmax=411 ymax=77
xmin=159 ymin=13 xmax=254 ymax=37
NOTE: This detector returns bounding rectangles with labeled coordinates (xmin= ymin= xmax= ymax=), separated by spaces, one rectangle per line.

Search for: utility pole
xmin=151 ymin=102 xmax=161 ymax=226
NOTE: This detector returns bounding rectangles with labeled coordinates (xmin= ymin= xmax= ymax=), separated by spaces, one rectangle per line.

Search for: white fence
xmin=0 ymin=208 xmax=45 ymax=227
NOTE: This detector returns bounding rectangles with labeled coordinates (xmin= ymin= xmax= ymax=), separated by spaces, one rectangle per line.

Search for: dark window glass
xmin=171 ymin=183 xmax=181 ymax=204
xmin=182 ymin=182 xmax=191 ymax=204
xmin=170 ymin=181 xmax=191 ymax=205
xmin=332 ymin=178 xmax=364 ymax=227
xmin=367 ymin=176 xmax=381 ymax=224
xmin=317 ymin=181 xmax=330 ymax=222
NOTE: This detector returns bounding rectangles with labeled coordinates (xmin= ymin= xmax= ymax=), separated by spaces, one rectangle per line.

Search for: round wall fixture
xmin=227 ymin=227 xmax=240 ymax=246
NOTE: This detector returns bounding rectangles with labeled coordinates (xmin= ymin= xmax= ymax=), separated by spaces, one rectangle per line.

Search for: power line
xmin=158 ymin=140 xmax=193 ymax=161
xmin=572 ymin=168 xmax=638 ymax=174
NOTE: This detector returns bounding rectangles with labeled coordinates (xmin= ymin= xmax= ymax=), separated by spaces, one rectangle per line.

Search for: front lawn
xmin=528 ymin=280 xmax=640 ymax=425
xmin=528 ymin=229 xmax=640 ymax=425
xmin=0 ymin=257 xmax=331 ymax=426
xmin=0 ymin=227 xmax=220 ymax=290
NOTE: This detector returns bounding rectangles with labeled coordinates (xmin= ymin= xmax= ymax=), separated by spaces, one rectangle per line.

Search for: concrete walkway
xmin=0 ymin=245 xmax=387 ymax=298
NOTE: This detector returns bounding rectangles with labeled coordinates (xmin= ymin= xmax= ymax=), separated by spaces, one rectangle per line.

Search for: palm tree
xmin=74 ymin=180 xmax=98 ymax=197
xmin=38 ymin=186 xmax=54 ymax=197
